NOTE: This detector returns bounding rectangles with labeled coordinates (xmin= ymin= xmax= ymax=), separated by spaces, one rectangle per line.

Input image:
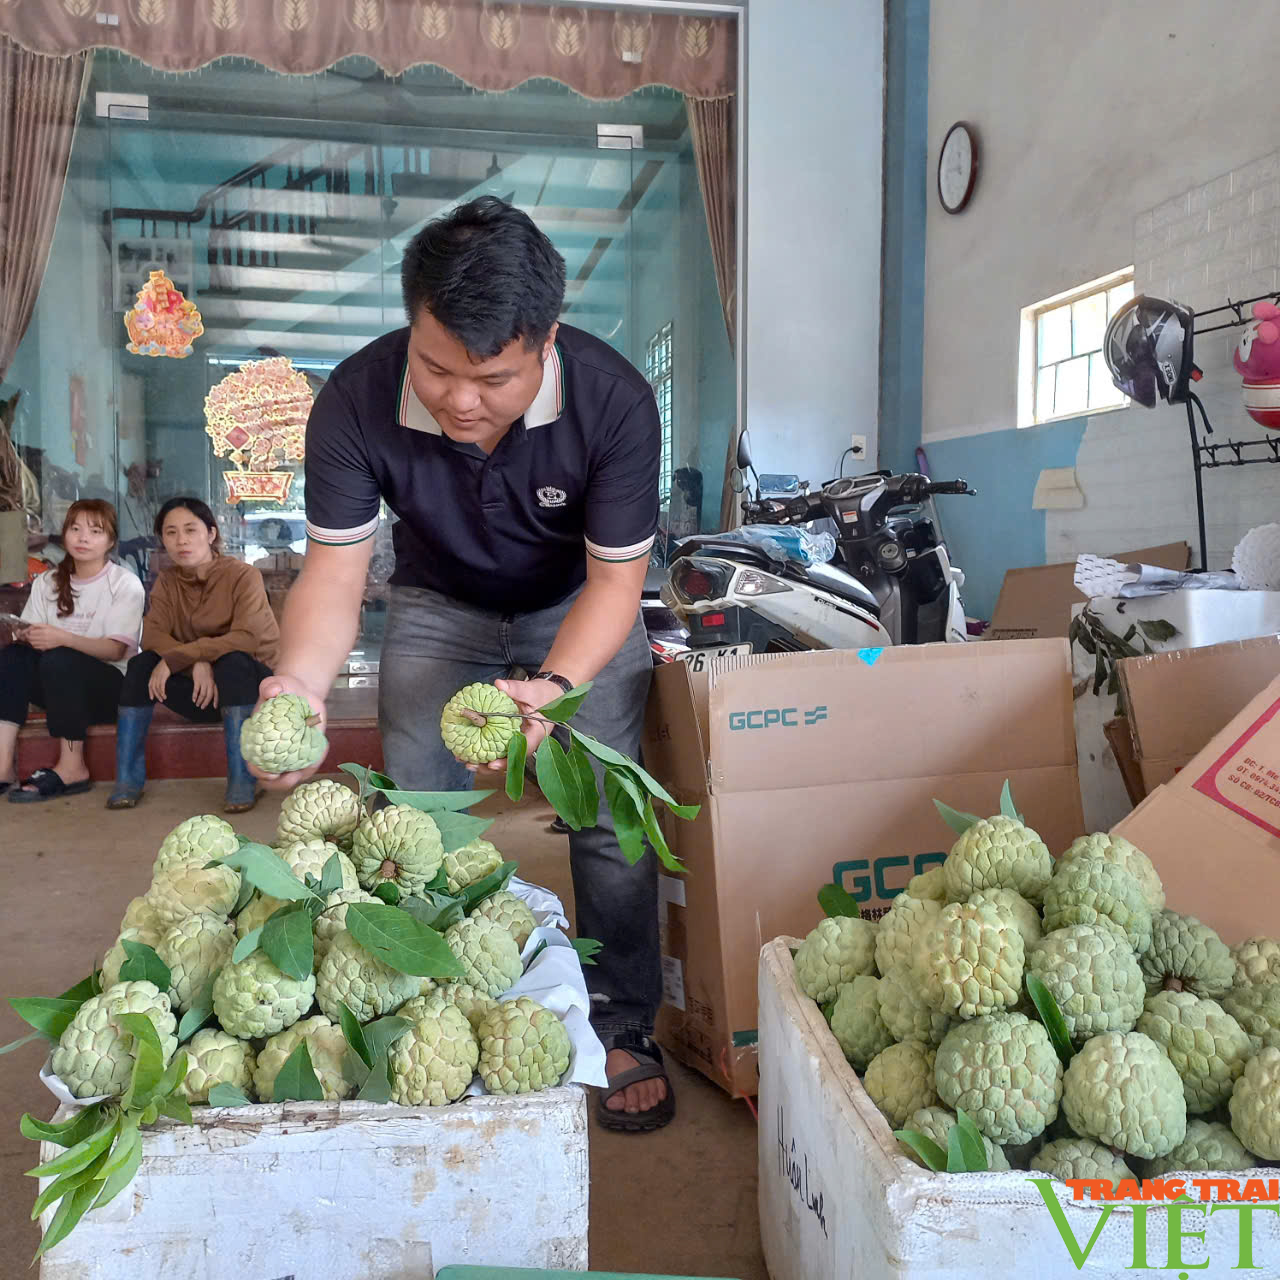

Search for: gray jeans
xmin=378 ymin=583 xmax=660 ymax=1040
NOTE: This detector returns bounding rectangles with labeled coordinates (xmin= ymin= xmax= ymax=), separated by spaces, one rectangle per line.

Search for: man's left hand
xmin=465 ymin=676 xmax=565 ymax=773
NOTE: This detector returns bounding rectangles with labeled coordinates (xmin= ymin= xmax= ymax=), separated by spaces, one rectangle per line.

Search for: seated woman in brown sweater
xmin=107 ymin=496 xmax=280 ymax=814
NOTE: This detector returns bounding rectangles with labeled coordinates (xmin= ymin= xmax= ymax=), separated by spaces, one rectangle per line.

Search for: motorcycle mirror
xmin=729 ymin=467 xmax=747 ymax=495
xmin=735 ymin=431 xmax=754 ymax=473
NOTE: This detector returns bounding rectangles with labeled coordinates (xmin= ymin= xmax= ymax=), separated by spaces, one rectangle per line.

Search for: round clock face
xmin=939 ymin=124 xmax=976 ymax=213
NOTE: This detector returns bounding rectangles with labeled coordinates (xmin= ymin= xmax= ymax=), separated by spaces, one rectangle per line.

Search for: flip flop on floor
xmin=8 ymin=769 xmax=93 ymax=803
xmin=596 ymin=1032 xmax=676 ymax=1133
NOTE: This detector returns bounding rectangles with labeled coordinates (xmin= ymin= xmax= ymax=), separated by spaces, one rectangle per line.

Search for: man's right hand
xmin=248 ymin=672 xmax=330 ymax=789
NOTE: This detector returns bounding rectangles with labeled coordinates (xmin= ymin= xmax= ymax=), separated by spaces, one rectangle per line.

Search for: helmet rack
xmin=1181 ymin=289 xmax=1280 ymax=570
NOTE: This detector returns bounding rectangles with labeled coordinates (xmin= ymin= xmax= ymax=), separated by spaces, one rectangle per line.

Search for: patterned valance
xmin=0 ymin=0 xmax=735 ymax=101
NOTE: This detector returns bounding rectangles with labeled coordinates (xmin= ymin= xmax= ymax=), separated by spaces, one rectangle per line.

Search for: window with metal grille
xmin=1019 ymin=268 xmax=1134 ymax=427
xmin=646 ymin=321 xmax=674 ymax=502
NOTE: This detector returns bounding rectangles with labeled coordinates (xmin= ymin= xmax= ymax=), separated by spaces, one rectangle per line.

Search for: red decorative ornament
xmin=204 ymin=357 xmax=313 ymax=504
xmin=124 ymin=270 xmax=204 ymax=359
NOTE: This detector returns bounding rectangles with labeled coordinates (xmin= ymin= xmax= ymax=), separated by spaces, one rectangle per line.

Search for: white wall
xmin=923 ymin=0 xmax=1280 ymax=569
xmin=743 ymin=0 xmax=884 ymax=484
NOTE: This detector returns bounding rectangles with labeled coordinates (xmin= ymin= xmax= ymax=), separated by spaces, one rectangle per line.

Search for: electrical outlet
xmin=849 ymin=434 xmax=868 ymax=460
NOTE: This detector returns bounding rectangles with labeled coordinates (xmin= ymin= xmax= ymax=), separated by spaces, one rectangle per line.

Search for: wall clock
xmin=938 ymin=121 xmax=979 ymax=214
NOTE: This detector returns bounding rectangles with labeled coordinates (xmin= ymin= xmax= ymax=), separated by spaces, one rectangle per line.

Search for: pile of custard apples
xmin=55 ymin=778 xmax=571 ymax=1109
xmin=795 ymin=812 xmax=1280 ymax=1184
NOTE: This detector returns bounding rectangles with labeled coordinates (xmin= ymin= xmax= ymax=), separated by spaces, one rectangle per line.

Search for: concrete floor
xmin=0 ymin=778 xmax=766 ymax=1278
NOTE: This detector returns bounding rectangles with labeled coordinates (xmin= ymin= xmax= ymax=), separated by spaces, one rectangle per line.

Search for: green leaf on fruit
xmin=535 ymin=681 xmax=593 ymax=723
xmin=338 ymin=1001 xmax=372 ymax=1069
xmin=34 ymin=1179 xmax=100 ymax=1261
xmin=219 ymin=843 xmax=319 ymax=903
xmin=232 ymin=926 xmax=263 ymax=964
xmin=273 ymin=1041 xmax=324 ymax=1102
xmin=459 ymin=861 xmax=518 ymax=914
xmin=59 ymin=974 xmax=101 ymax=1003
xmin=26 ymin=1115 xmax=118 ymax=1179
xmin=21 ymin=1103 xmax=110 ymax=1148
xmin=90 ymin=1123 xmax=142 ymax=1210
xmin=894 ymin=1129 xmax=947 ymax=1172
xmin=30 ymin=1147 xmax=112 ymax=1221
xmin=318 ymin=853 xmax=344 ymax=898
xmin=571 ymin=938 xmax=602 ymax=966
xmin=356 ymin=1052 xmax=394 ymax=1103
xmin=373 ymin=881 xmax=401 ymax=906
xmin=117 ymin=1012 xmax=166 ymax=1110
xmin=261 ymin=903 xmax=315 ymax=981
xmin=377 ymin=787 xmax=494 ymax=813
xmin=640 ymin=797 xmax=685 ymax=873
xmin=505 ymin=731 xmax=528 ymax=802
xmin=567 ymin=740 xmax=600 ymax=827
xmin=818 ymin=883 xmax=861 ymax=919
xmin=361 ymin=1014 xmax=410 ymax=1065
xmin=1026 ymin=973 xmax=1075 ymax=1066
xmin=345 ymin=904 xmax=466 ymax=979
xmin=432 ymin=809 xmax=495 ymax=853
xmin=208 ymin=1083 xmax=252 ymax=1108
xmin=933 ymin=798 xmax=981 ymax=836
xmin=399 ymin=891 xmax=465 ymax=933
xmin=118 ymin=939 xmax=172 ymax=990
xmin=951 ymin=1109 xmax=988 ymax=1171
xmin=231 ymin=876 xmax=257 ymax=918
xmin=536 ymin=736 xmax=586 ymax=831
xmin=6 ymin=995 xmax=91 ymax=1046
xmin=998 ymin=780 xmax=1024 ymax=824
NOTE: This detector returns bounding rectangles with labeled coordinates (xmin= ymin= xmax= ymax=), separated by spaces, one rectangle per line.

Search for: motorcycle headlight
xmin=736 ymin=570 xmax=791 ymax=596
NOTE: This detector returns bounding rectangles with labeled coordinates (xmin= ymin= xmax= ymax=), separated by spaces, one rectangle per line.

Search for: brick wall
xmin=1046 ymin=153 xmax=1280 ymax=570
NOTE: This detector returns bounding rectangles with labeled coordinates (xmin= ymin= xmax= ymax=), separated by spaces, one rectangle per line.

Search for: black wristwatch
xmin=535 ymin=670 xmax=574 ymax=695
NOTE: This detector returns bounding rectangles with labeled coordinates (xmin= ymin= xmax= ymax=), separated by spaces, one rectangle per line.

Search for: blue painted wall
xmin=918 ymin=419 xmax=1086 ymax=619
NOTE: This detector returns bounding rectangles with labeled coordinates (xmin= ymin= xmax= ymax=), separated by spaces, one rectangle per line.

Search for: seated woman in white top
xmin=0 ymin=499 xmax=144 ymax=802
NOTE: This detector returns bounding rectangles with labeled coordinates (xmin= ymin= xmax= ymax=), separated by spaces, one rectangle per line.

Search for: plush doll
xmin=1233 ymin=300 xmax=1280 ymax=427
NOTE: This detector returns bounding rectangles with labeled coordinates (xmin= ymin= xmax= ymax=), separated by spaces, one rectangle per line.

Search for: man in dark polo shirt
xmin=253 ymin=196 xmax=672 ymax=1130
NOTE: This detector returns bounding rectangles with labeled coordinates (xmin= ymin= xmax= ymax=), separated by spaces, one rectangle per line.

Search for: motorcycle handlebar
xmin=925 ymin=479 xmax=975 ymax=496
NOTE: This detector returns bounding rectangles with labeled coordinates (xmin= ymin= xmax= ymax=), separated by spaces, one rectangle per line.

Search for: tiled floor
xmin=0 ymin=778 xmax=767 ymax=1278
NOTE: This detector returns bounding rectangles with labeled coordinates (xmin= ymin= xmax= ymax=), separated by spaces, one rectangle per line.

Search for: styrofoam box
xmin=757 ymin=938 xmax=1280 ymax=1280
xmin=38 ymin=1090 xmax=588 ymax=1279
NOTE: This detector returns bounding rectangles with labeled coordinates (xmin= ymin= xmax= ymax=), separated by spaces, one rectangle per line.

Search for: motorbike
xmin=662 ymin=432 xmax=974 ymax=662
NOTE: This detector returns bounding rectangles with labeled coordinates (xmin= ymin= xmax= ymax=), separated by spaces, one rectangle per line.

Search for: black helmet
xmin=1103 ymin=294 xmax=1199 ymax=407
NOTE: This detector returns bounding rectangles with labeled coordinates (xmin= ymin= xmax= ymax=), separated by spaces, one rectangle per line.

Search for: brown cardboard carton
xmin=1118 ymin=634 xmax=1280 ymax=796
xmin=642 ymin=640 xmax=1084 ymax=1098
xmin=1113 ymin=672 xmax=1280 ymax=945
xmin=985 ymin=542 xmax=1191 ymax=641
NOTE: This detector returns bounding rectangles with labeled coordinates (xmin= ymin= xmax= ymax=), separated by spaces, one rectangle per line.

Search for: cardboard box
xmin=985 ymin=542 xmax=1191 ymax=641
xmin=1118 ymin=634 xmax=1280 ymax=797
xmin=1114 ymin=671 xmax=1280 ymax=945
xmin=642 ymin=641 xmax=1085 ymax=1098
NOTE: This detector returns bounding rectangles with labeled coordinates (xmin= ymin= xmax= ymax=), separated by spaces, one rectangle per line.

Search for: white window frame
xmin=646 ymin=320 xmax=674 ymax=503
xmin=1018 ymin=266 xmax=1134 ymax=428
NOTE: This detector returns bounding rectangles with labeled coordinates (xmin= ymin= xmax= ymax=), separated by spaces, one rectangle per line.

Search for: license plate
xmin=678 ymin=643 xmax=752 ymax=671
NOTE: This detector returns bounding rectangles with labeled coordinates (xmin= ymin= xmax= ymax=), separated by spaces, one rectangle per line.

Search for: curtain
xmin=687 ymin=94 xmax=738 ymax=530
xmin=0 ymin=2 xmax=734 ymax=102
xmin=0 ymin=37 xmax=89 ymax=384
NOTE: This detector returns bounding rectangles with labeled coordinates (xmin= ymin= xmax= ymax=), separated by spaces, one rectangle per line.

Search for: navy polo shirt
xmin=303 ymin=324 xmax=661 ymax=614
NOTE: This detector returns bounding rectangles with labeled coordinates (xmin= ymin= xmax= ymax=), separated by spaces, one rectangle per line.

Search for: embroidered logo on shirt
xmin=537 ymin=486 xmax=567 ymax=508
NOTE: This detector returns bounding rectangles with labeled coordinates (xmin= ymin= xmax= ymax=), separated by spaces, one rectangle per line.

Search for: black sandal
xmin=596 ymin=1031 xmax=676 ymax=1133
xmin=8 ymin=768 xmax=93 ymax=803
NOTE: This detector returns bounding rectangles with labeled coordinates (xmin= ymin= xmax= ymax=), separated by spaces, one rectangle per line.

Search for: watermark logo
xmin=1032 ymin=1175 xmax=1280 ymax=1272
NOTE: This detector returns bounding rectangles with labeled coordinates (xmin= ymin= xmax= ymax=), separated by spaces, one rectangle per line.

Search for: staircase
xmin=109 ymin=139 xmax=638 ymax=357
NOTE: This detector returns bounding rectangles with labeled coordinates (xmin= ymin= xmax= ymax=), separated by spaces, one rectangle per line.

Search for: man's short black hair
xmin=401 ymin=196 xmax=567 ymax=358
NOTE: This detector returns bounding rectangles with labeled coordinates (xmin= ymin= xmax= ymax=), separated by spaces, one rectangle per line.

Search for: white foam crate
xmin=757 ymin=937 xmax=1280 ymax=1280
xmin=38 ymin=1089 xmax=588 ymax=1279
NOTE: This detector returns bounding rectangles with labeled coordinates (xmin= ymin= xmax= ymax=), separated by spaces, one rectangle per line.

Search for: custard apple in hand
xmin=478 ymin=997 xmax=571 ymax=1094
xmin=441 ymin=683 xmax=523 ymax=764
xmin=240 ymin=693 xmax=328 ymax=774
xmin=51 ymin=981 xmax=178 ymax=1099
